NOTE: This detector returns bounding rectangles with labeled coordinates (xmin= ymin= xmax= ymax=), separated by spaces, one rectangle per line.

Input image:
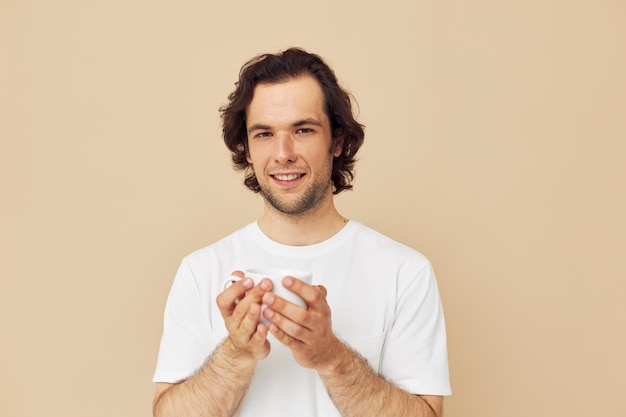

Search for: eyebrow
xmin=247 ymin=123 xmax=271 ymax=134
xmin=247 ymin=118 xmax=323 ymax=134
xmin=292 ymin=118 xmax=323 ymax=128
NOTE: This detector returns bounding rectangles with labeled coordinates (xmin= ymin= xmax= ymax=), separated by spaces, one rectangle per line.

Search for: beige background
xmin=1 ymin=1 xmax=625 ymax=416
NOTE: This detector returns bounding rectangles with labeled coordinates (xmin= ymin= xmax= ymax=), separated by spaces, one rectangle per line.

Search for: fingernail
xmin=264 ymin=308 xmax=274 ymax=318
xmin=264 ymin=294 xmax=275 ymax=305
xmin=243 ymin=278 xmax=253 ymax=288
xmin=283 ymin=277 xmax=293 ymax=287
xmin=260 ymin=279 xmax=271 ymax=290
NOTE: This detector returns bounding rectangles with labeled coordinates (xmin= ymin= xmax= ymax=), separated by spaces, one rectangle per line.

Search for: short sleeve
xmin=153 ymin=260 xmax=213 ymax=383
xmin=381 ymin=260 xmax=451 ymax=395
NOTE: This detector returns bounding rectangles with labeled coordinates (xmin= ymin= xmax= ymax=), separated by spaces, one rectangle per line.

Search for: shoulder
xmin=350 ymin=222 xmax=430 ymax=266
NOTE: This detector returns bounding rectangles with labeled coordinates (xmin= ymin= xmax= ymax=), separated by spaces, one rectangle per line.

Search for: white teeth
xmin=275 ymin=174 xmax=300 ymax=181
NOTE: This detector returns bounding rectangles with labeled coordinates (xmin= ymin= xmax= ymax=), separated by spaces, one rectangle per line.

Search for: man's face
xmin=245 ymin=75 xmax=343 ymax=216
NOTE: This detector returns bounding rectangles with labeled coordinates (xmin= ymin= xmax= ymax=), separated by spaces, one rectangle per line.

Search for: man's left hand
xmin=261 ymin=276 xmax=342 ymax=370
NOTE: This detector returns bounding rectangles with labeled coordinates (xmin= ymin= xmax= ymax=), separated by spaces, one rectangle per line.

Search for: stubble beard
xmin=259 ymin=173 xmax=333 ymax=216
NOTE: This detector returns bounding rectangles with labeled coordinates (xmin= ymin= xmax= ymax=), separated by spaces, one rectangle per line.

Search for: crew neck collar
xmin=246 ymin=220 xmax=358 ymax=258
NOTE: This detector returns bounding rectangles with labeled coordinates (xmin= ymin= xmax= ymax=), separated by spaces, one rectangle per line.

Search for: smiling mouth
xmin=272 ymin=174 xmax=303 ymax=181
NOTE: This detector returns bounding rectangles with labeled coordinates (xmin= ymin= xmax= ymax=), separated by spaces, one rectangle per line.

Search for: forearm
xmin=317 ymin=342 xmax=442 ymax=417
xmin=153 ymin=338 xmax=257 ymax=417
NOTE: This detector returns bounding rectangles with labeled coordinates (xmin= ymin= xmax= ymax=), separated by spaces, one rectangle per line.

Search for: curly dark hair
xmin=220 ymin=47 xmax=365 ymax=194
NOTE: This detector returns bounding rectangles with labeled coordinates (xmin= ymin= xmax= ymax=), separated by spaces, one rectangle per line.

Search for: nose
xmin=273 ymin=133 xmax=297 ymax=164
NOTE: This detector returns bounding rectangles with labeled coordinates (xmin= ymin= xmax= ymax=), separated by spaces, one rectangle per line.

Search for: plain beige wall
xmin=1 ymin=1 xmax=624 ymax=416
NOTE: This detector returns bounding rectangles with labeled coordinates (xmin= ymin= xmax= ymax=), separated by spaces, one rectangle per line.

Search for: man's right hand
xmin=216 ymin=270 xmax=273 ymax=363
xmin=154 ymin=273 xmax=274 ymax=417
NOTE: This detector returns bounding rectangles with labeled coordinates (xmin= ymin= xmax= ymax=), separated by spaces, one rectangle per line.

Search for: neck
xmin=257 ymin=196 xmax=348 ymax=246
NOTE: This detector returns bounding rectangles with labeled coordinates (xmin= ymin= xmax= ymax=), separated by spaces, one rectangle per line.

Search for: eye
xmin=255 ymin=131 xmax=272 ymax=139
xmin=296 ymin=128 xmax=314 ymax=135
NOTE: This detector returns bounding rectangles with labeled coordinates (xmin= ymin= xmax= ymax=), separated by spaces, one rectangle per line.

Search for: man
xmin=153 ymin=48 xmax=451 ymax=417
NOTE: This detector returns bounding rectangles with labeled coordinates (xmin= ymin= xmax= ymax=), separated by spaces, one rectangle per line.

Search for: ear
xmin=332 ymin=129 xmax=345 ymax=157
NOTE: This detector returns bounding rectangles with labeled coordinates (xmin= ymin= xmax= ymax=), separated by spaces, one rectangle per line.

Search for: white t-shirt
xmin=153 ymin=221 xmax=451 ymax=416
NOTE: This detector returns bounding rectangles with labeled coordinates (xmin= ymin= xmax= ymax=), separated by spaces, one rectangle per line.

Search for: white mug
xmin=223 ymin=267 xmax=313 ymax=324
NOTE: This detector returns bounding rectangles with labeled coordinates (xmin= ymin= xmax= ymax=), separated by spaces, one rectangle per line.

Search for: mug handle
xmin=221 ymin=275 xmax=244 ymax=290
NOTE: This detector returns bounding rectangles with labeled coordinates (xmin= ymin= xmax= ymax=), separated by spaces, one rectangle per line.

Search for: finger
xmin=250 ymin=321 xmax=269 ymax=344
xmin=216 ymin=277 xmax=254 ymax=316
xmin=263 ymin=303 xmax=311 ymax=343
xmin=246 ymin=278 xmax=273 ymax=302
xmin=224 ymin=270 xmax=246 ymax=291
xmin=268 ymin=322 xmax=287 ymax=342
xmin=267 ymin=319 xmax=304 ymax=349
xmin=262 ymin=291 xmax=308 ymax=325
xmin=229 ymin=278 xmax=273 ymax=322
xmin=223 ymin=270 xmax=247 ymax=296
xmin=238 ymin=302 xmax=263 ymax=337
xmin=282 ymin=277 xmax=328 ymax=309
xmin=249 ymin=323 xmax=271 ymax=358
xmin=314 ymin=285 xmax=327 ymax=298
